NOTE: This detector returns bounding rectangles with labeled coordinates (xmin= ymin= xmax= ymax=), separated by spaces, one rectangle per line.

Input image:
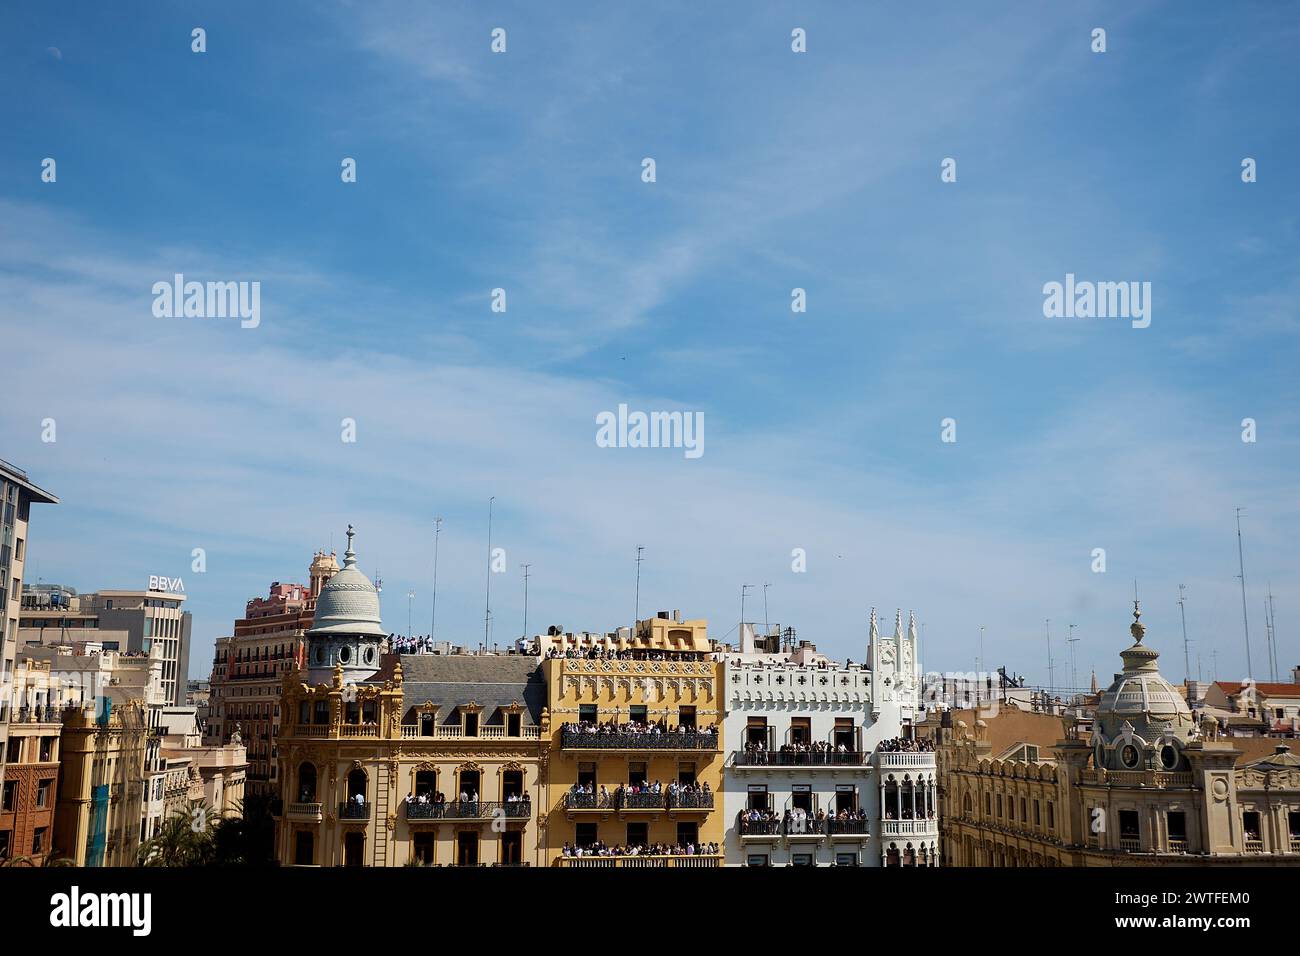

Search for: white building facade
xmin=721 ymin=609 xmax=939 ymax=866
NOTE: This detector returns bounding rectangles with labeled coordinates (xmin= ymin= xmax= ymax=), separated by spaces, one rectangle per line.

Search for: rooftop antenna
xmin=1045 ymin=619 xmax=1055 ymax=707
xmin=763 ymin=583 xmax=771 ymax=634
xmin=407 ymin=590 xmax=415 ymax=641
xmin=1235 ymin=507 xmax=1253 ymax=679
xmin=978 ymin=625 xmax=985 ymax=679
xmin=1267 ymin=584 xmax=1279 ymax=682
xmin=740 ymin=584 xmax=754 ymax=645
xmin=521 ymin=563 xmax=531 ymax=640
xmin=1178 ymin=584 xmax=1191 ymax=685
xmin=484 ymin=497 xmax=495 ymax=646
xmin=431 ymin=517 xmax=443 ymax=639
xmin=634 ymin=546 xmax=645 ymax=634
xmin=1067 ymin=624 xmax=1079 ymax=697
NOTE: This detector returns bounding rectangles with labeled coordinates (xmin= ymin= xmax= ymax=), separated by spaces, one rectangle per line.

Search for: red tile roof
xmin=1213 ymin=681 xmax=1300 ymax=698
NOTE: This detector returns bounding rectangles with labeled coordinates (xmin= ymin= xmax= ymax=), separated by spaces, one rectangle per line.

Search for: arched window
xmin=297 ymin=762 xmax=317 ymax=802
xmin=347 ymin=768 xmax=367 ymax=802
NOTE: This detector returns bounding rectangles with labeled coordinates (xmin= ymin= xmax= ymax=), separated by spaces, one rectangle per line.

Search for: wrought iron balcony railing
xmin=405 ymin=800 xmax=531 ymax=820
xmin=561 ymin=729 xmax=719 ymax=751
xmin=339 ymin=801 xmax=371 ymax=819
xmin=734 ymin=750 xmax=866 ymax=767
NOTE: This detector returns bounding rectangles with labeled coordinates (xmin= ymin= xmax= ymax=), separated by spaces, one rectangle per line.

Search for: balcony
xmin=1244 ymin=839 xmax=1264 ymax=854
xmin=1118 ymin=836 xmax=1141 ymax=852
xmin=874 ymin=750 xmax=936 ymax=770
xmin=561 ymin=790 xmax=714 ymax=816
xmin=404 ymin=800 xmax=531 ymax=821
xmin=557 ymin=854 xmax=722 ymax=868
xmin=733 ymin=750 xmax=867 ymax=768
xmin=1166 ymin=838 xmax=1188 ymax=854
xmin=401 ymin=724 xmax=541 ymax=740
xmin=737 ymin=817 xmax=782 ymax=838
xmin=1079 ymin=769 xmax=1193 ymax=788
xmin=560 ymin=729 xmax=718 ymax=752
xmin=881 ymin=818 xmax=938 ymax=837
xmin=339 ymin=801 xmax=371 ymax=820
xmin=285 ymin=802 xmax=322 ymax=822
xmin=826 ymin=818 xmax=872 ymax=836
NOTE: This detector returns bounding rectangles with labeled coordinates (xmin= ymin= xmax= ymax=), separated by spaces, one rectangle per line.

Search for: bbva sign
xmin=148 ymin=575 xmax=185 ymax=593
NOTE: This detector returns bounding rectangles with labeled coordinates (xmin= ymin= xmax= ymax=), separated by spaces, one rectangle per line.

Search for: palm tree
xmin=138 ymin=802 xmax=218 ymax=867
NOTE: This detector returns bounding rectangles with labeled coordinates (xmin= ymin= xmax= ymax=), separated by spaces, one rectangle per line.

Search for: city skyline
xmin=2 ymin=2 xmax=1297 ymax=688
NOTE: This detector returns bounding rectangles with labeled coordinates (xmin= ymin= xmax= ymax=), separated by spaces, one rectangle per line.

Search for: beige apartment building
xmin=931 ymin=604 xmax=1300 ymax=866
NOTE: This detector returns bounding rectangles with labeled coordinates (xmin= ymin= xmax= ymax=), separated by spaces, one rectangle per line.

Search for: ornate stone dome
xmin=308 ymin=526 xmax=385 ymax=638
xmin=1092 ymin=602 xmax=1197 ymax=772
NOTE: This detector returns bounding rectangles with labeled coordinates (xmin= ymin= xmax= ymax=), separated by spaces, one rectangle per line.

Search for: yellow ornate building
xmin=541 ymin=612 xmax=724 ymax=867
xmin=931 ymin=604 xmax=1300 ymax=867
xmin=274 ymin=527 xmax=546 ymax=866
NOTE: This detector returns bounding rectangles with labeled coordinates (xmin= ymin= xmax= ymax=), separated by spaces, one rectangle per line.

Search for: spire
xmin=869 ymin=607 xmax=878 ymax=642
xmin=893 ymin=609 xmax=903 ymax=640
xmin=1090 ymin=669 xmax=1098 ymax=694
xmin=908 ymin=610 xmax=918 ymax=643
xmin=343 ymin=524 xmax=357 ymax=570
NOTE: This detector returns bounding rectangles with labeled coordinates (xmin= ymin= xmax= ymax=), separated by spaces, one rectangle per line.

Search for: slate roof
xmin=395 ymin=654 xmax=545 ymax=726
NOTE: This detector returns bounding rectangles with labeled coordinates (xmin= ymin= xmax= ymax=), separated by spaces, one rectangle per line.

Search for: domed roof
xmin=1094 ymin=603 xmax=1195 ymax=751
xmin=308 ymin=525 xmax=386 ymax=638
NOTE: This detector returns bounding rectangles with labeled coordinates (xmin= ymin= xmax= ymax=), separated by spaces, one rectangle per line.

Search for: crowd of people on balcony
xmin=389 ymin=634 xmax=435 ymax=654
xmin=561 ymin=719 xmax=718 ymax=740
xmin=878 ymin=736 xmax=934 ymax=753
xmin=559 ymin=840 xmax=721 ymax=858
xmin=566 ymin=779 xmax=712 ymax=807
xmin=739 ymin=806 xmax=870 ymax=832
xmin=546 ymin=646 xmax=696 ymax=662
xmin=883 ymin=806 xmax=936 ymax=821
xmin=740 ymin=740 xmax=859 ymax=764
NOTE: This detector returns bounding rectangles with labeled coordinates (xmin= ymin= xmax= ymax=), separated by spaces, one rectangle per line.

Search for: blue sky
xmin=2 ymin=1 xmax=1297 ymax=690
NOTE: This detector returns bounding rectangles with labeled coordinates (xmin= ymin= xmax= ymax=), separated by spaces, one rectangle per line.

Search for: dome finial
xmin=1130 ymin=599 xmax=1144 ymax=643
xmin=344 ymin=524 xmax=357 ymax=569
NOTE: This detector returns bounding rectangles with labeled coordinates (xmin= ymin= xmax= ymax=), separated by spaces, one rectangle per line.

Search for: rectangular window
xmin=790 ymin=717 xmax=811 ymax=745
xmin=506 ymin=712 xmax=522 ymax=737
xmin=1289 ymin=810 xmax=1300 ymax=840
xmin=677 ymin=706 xmax=696 ymax=730
xmin=1048 ymin=802 xmax=1055 ymax=829
xmin=1167 ymin=811 xmax=1186 ymax=841
xmin=1242 ymin=810 xmax=1261 ymax=840
xmin=574 ymin=822 xmax=598 ymax=848
xmin=5 ymin=738 xmax=20 ymax=763
xmin=32 ymin=827 xmax=45 ymax=854
xmin=463 ymin=712 xmax=478 ymax=737
xmin=578 ymin=704 xmax=597 ymax=723
xmin=629 ymin=705 xmax=648 ymax=723
xmin=413 ymin=833 xmax=435 ymax=865
xmin=676 ymin=821 xmax=699 ymax=847
xmin=626 ymin=822 xmax=648 ymax=847
xmin=499 ymin=830 xmax=523 ymax=865
xmin=996 ymin=794 xmax=1003 ymax=817
xmin=36 ymin=779 xmax=51 ymax=808
xmin=2 ymin=781 xmax=16 ymax=811
xmin=791 ymin=853 xmax=814 ymax=867
xmin=835 ymin=852 xmax=859 ymax=867
xmin=577 ymin=762 xmax=597 ymax=789
xmin=677 ymin=762 xmax=696 ymax=785
xmin=747 ymin=784 xmax=769 ymax=812
xmin=1033 ymin=800 xmax=1041 ymax=826
xmin=628 ymin=762 xmax=647 ymax=787
xmin=746 ymin=854 xmax=769 ymax=867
